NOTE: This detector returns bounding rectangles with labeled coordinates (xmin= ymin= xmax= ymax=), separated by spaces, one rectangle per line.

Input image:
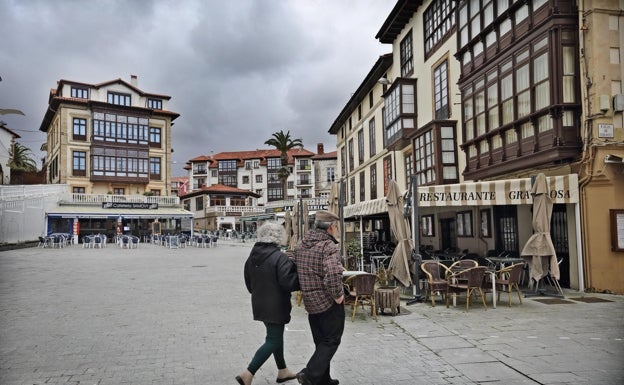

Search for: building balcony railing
xmin=297 ymin=164 xmax=312 ymax=171
xmin=264 ymin=197 xmax=329 ymax=211
xmin=60 ymin=193 xmax=180 ymax=206
xmin=203 ymin=206 xmax=266 ymax=215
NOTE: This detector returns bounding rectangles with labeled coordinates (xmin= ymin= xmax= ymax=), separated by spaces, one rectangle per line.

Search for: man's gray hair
xmin=314 ymin=220 xmax=333 ymax=230
xmin=256 ymin=221 xmax=287 ymax=245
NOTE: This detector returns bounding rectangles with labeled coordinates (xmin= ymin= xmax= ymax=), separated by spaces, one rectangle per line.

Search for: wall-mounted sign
xmin=598 ymin=124 xmax=614 ymax=138
xmin=102 ymin=202 xmax=158 ymax=209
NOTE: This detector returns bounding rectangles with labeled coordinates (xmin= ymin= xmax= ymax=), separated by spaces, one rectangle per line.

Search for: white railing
xmin=0 ymin=184 xmax=68 ymax=201
xmin=204 ymin=206 xmax=266 ymax=214
xmin=264 ymin=197 xmax=329 ymax=210
xmin=60 ymin=193 xmax=180 ymax=206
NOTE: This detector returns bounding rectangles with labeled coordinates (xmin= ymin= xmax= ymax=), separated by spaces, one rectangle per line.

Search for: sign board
xmin=598 ymin=124 xmax=614 ymax=138
xmin=102 ymin=202 xmax=158 ymax=209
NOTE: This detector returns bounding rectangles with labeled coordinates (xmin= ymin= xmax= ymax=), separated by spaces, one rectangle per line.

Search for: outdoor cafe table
xmin=487 ymin=256 xmax=525 ymax=269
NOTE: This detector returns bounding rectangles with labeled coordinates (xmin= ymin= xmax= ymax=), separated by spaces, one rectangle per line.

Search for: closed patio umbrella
xmin=328 ymin=182 xmax=341 ymax=246
xmin=284 ymin=211 xmax=292 ymax=249
xmin=386 ymin=179 xmax=413 ymax=287
xmin=302 ymin=201 xmax=309 ymax=235
xmin=290 ymin=204 xmax=299 ymax=250
xmin=520 ymin=173 xmax=559 ymax=285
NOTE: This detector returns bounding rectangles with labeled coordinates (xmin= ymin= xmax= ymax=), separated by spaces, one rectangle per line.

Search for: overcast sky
xmin=0 ymin=0 xmax=395 ymax=175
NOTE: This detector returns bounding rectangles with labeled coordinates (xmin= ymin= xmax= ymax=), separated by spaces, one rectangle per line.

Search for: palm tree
xmin=264 ymin=130 xmax=303 ymax=200
xmin=9 ymin=142 xmax=38 ymax=172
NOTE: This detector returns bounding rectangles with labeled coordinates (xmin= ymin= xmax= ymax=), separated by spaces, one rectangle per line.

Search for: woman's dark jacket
xmin=244 ymin=242 xmax=300 ymax=324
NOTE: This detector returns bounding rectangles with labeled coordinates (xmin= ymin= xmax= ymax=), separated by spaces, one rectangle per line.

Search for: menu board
xmin=610 ymin=210 xmax=624 ymax=252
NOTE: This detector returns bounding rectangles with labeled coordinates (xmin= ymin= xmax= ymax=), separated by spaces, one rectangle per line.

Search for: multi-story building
xmin=39 ymin=75 xmax=178 ymax=195
xmin=312 ymin=143 xmax=338 ymax=199
xmin=183 ymin=146 xmax=327 ymax=232
xmin=575 ymin=0 xmax=624 ymax=294
xmin=329 ymin=0 xmax=624 ymax=293
xmin=0 ymin=122 xmax=20 ymax=185
xmin=170 ymin=176 xmax=189 ymax=197
xmin=37 ymin=76 xmax=192 ymax=240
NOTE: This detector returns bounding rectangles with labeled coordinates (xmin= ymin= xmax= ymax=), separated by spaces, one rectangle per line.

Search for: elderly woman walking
xmin=236 ymin=222 xmax=300 ymax=385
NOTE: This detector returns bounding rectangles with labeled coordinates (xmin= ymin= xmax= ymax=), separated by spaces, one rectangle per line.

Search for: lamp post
xmin=406 ymin=174 xmax=423 ymax=305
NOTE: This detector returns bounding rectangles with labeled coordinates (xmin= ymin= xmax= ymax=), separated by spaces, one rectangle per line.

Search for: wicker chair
xmin=446 ymin=266 xmax=488 ymax=311
xmin=495 ymin=262 xmax=525 ymax=307
xmin=420 ymin=261 xmax=451 ymax=307
xmin=349 ymin=273 xmax=377 ymax=321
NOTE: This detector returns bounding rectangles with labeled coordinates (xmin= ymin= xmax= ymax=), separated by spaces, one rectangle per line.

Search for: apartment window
xmin=400 ymin=30 xmax=413 ymax=76
xmin=253 ymin=160 xmax=260 ymax=168
xmin=486 ymin=70 xmax=499 ymax=131
xmin=107 ymin=92 xmax=131 ymax=106
xmin=383 ymin=156 xmax=392 ymax=197
xmin=349 ymin=176 xmax=356 ymax=205
xmin=414 ymin=130 xmax=435 ymax=186
xmin=149 ymin=127 xmax=161 ymax=147
xmin=383 ymin=79 xmax=417 ymax=146
xmin=242 ymin=176 xmax=249 ymax=184
xmin=73 ymin=118 xmax=87 ymax=140
xmin=211 ymin=169 xmax=218 ymax=177
xmin=421 ymin=214 xmax=435 ymax=237
xmin=368 ymin=90 xmax=374 ymax=108
xmin=71 ymin=87 xmax=88 ymax=99
xmin=368 ymin=118 xmax=376 ymax=156
xmin=357 ymin=129 xmax=364 ymax=165
xmin=405 ymin=152 xmax=413 ymax=182
xmin=195 ymin=196 xmax=203 ymax=211
xmin=563 ymin=46 xmax=577 ymax=103
xmin=113 ymin=188 xmax=125 ymax=195
xmin=359 ymin=171 xmax=365 ymax=202
xmin=194 ymin=178 xmax=205 ymax=189
xmin=534 ymin=51 xmax=550 ymax=111
xmin=358 ymin=104 xmax=362 ymax=120
xmin=326 ymin=167 xmax=335 ymax=183
xmin=474 ymin=77 xmax=486 ymax=137
xmin=440 ymin=126 xmax=458 ymax=180
xmin=340 ymin=146 xmax=347 ymax=176
xmin=255 ymin=175 xmax=262 ymax=183
xmin=72 ymin=151 xmax=86 ymax=176
xmin=369 ymin=164 xmax=377 ymax=199
xmin=149 ymin=157 xmax=161 ymax=180
xmin=348 ymin=139 xmax=354 ymax=172
xmin=147 ymin=98 xmax=163 ymax=109
xmin=73 ymin=187 xmax=86 ymax=194
xmin=424 ymin=0 xmax=456 ymax=57
xmin=457 ymin=211 xmax=473 ymax=237
xmin=245 ymin=161 xmax=252 ymax=170
xmin=92 ymin=112 xmax=148 ymax=144
xmin=267 ymin=158 xmax=281 ymax=169
xmin=434 ymin=60 xmax=449 ymax=119
xmin=151 ymin=190 xmax=161 ymax=196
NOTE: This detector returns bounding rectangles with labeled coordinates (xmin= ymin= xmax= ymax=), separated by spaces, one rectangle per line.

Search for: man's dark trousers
xmin=305 ymin=302 xmax=345 ymax=384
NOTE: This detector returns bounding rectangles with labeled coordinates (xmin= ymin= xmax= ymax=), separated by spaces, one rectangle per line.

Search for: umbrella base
xmin=523 ymin=277 xmax=564 ymax=298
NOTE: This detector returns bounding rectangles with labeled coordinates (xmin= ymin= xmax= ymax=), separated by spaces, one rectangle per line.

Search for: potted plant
xmin=346 ymin=238 xmax=362 ymax=271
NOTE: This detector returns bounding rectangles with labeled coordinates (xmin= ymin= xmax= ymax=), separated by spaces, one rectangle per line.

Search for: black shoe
xmin=296 ymin=371 xmax=313 ymax=385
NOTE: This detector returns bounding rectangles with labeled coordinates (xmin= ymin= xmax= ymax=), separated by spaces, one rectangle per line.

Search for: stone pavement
xmin=0 ymin=240 xmax=622 ymax=385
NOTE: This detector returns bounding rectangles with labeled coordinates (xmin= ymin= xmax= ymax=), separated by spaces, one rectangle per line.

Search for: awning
xmin=344 ymin=197 xmax=387 ymax=218
xmin=417 ymin=174 xmax=579 ymax=207
xmin=46 ymin=205 xmax=194 ymax=219
xmin=239 ymin=213 xmax=276 ymax=222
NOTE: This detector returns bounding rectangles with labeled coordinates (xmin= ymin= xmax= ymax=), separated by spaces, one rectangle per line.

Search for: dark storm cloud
xmin=0 ymin=0 xmax=394 ymax=175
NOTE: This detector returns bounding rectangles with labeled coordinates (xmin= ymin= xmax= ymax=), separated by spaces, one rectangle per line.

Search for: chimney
xmin=317 ymin=143 xmax=324 ymax=155
xmin=130 ymin=75 xmax=138 ymax=87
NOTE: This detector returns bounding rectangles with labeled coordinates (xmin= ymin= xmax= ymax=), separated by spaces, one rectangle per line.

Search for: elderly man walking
xmin=293 ymin=210 xmax=344 ymax=385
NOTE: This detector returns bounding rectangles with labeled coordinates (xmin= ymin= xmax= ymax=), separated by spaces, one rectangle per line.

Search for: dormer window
xmin=148 ymin=98 xmax=163 ymax=109
xmin=71 ymin=87 xmax=88 ymax=99
xmin=107 ymin=92 xmax=131 ymax=106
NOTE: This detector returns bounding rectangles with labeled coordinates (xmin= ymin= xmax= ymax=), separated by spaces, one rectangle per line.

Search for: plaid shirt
xmin=293 ymin=229 xmax=344 ymax=314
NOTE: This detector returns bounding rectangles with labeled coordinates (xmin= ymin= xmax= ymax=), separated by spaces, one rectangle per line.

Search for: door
xmin=440 ymin=218 xmax=456 ymax=251
xmin=494 ymin=205 xmax=519 ymax=254
xmin=551 ymin=204 xmax=569 ymax=287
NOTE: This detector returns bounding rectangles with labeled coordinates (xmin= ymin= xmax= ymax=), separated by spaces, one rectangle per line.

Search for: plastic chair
xmin=495 ymin=263 xmax=525 ymax=307
xmin=420 ymin=261 xmax=451 ymax=307
xmin=349 ymin=273 xmax=377 ymax=321
xmin=446 ymin=266 xmax=488 ymax=311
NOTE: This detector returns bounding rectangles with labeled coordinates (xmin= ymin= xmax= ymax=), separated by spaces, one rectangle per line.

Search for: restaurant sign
xmin=417 ymin=174 xmax=579 ymax=207
xmin=102 ymin=202 xmax=159 ymax=209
